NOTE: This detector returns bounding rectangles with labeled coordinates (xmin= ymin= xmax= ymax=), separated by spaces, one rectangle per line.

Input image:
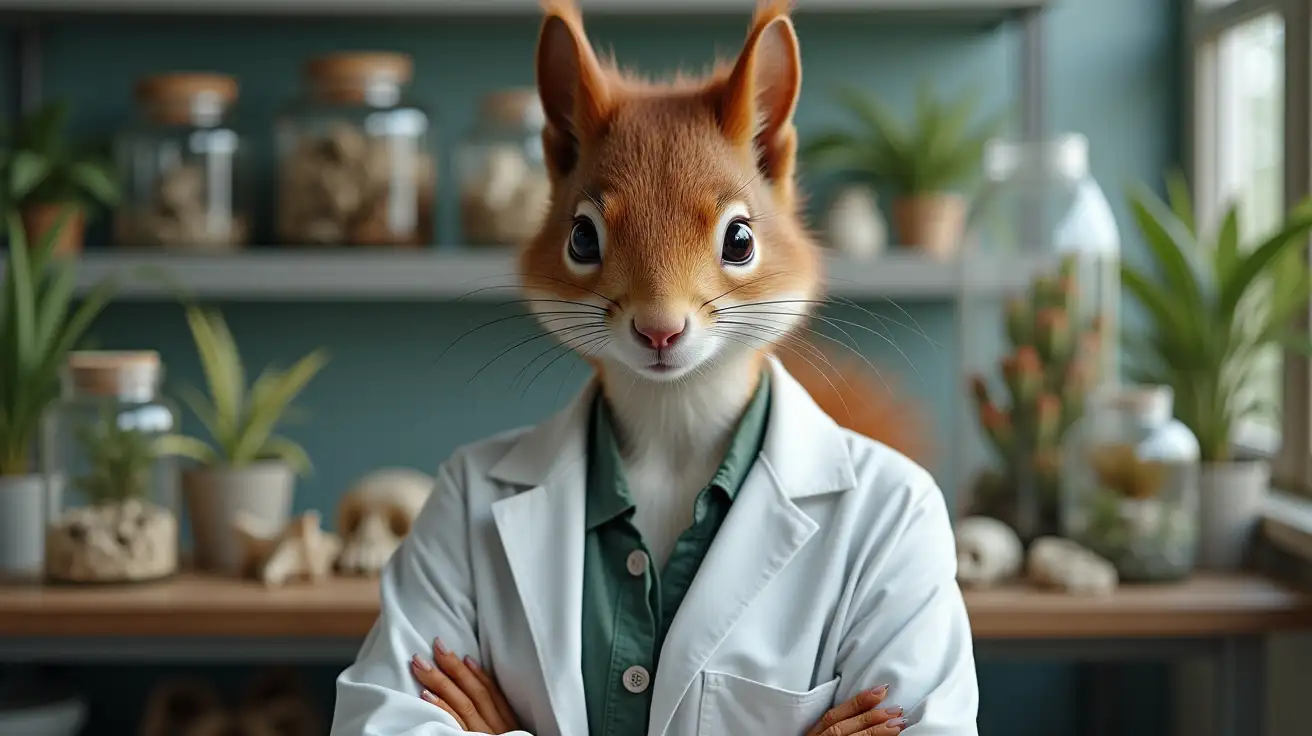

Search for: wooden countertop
xmin=1 ymin=573 xmax=1310 ymax=640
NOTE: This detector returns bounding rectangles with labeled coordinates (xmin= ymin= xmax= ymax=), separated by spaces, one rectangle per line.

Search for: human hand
xmin=410 ymin=637 xmax=520 ymax=733
xmin=805 ymin=685 xmax=908 ymax=736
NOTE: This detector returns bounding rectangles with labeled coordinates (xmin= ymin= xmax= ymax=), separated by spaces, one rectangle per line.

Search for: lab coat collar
xmin=487 ymin=356 xmax=856 ymax=498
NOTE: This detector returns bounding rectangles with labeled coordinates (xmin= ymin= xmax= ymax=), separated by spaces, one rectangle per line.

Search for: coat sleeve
xmin=832 ymin=478 xmax=979 ymax=734
xmin=331 ymin=460 xmax=535 ymax=736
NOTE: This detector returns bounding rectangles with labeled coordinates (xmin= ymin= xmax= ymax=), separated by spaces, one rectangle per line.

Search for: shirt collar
xmin=584 ymin=369 xmax=773 ymax=530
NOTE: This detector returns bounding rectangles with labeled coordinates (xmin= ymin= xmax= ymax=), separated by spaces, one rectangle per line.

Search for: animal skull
xmin=954 ymin=516 xmax=1023 ymax=588
xmin=336 ymin=468 xmax=435 ymax=576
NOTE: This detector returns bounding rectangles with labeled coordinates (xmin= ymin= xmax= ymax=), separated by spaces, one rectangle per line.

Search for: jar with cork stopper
xmin=114 ymin=73 xmax=249 ymax=250
xmin=457 ymin=88 xmax=551 ymax=247
xmin=275 ymin=51 xmax=435 ymax=247
xmin=42 ymin=351 xmax=180 ymax=584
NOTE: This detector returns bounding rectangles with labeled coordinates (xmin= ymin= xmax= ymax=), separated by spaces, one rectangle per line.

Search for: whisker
xmin=435 ymin=310 xmax=606 ymax=366
xmin=722 ymin=309 xmax=917 ymax=380
xmin=466 ymin=324 xmax=607 ymax=387
xmin=700 ymin=271 xmax=789 ymax=308
xmin=711 ymin=326 xmax=852 ymax=421
xmin=522 ymin=333 xmax=612 ymax=398
xmin=521 ymin=272 xmax=620 ymax=309
xmin=510 ymin=327 xmax=610 ymax=389
xmin=713 ymin=319 xmax=878 ymax=398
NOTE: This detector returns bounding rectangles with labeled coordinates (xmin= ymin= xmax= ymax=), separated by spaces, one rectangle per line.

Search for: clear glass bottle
xmin=276 ymin=52 xmax=435 ymax=247
xmin=456 ymin=89 xmax=551 ymax=247
xmin=958 ymin=134 xmax=1121 ymax=544
xmin=114 ymin=73 xmax=248 ymax=250
xmin=1061 ymin=385 xmax=1201 ymax=581
xmin=42 ymin=351 xmax=180 ymax=584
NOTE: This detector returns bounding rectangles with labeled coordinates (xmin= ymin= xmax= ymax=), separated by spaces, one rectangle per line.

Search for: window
xmin=1189 ymin=0 xmax=1312 ymax=489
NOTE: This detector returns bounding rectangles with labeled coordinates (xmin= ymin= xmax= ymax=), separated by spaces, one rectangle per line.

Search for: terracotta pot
xmin=20 ymin=203 xmax=86 ymax=257
xmin=183 ymin=461 xmax=295 ymax=574
xmin=892 ymin=193 xmax=967 ymax=261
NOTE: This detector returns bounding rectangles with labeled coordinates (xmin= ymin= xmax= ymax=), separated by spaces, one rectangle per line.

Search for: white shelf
xmin=3 ymin=248 xmax=1047 ymax=302
xmin=0 ymin=0 xmax=1049 ymax=21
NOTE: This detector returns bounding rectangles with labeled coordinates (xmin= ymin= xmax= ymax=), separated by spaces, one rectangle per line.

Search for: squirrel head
xmin=521 ymin=0 xmax=821 ymax=384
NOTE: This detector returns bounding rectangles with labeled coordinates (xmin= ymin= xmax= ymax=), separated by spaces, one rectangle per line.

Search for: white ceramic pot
xmin=183 ymin=461 xmax=295 ymax=574
xmin=823 ymin=185 xmax=886 ymax=259
xmin=0 ymin=474 xmax=46 ymax=583
xmin=1197 ymin=459 xmax=1270 ymax=570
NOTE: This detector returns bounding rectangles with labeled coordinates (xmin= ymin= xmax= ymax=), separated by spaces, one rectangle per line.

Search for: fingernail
xmin=890 ymin=717 xmax=908 ymax=729
xmin=421 ymin=689 xmax=438 ymax=703
xmin=411 ymin=655 xmax=433 ymax=671
xmin=464 ymin=656 xmax=482 ymax=671
xmin=872 ymin=684 xmax=889 ymax=696
xmin=885 ymin=706 xmax=903 ymax=717
xmin=433 ymin=637 xmax=449 ymax=655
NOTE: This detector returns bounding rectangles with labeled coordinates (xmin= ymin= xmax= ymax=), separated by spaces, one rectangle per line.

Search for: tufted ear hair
xmin=718 ymin=1 xmax=802 ymax=187
xmin=536 ymin=0 xmax=613 ymax=178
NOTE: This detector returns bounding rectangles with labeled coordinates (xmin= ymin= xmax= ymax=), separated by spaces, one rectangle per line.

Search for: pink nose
xmin=632 ymin=320 xmax=685 ymax=349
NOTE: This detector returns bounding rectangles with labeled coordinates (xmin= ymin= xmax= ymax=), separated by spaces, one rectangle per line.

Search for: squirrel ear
xmin=719 ymin=5 xmax=802 ymax=184
xmin=536 ymin=1 xmax=611 ymax=178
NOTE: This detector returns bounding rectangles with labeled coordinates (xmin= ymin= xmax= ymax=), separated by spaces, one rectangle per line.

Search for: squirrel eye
xmin=568 ymin=215 xmax=603 ymax=264
xmin=721 ymin=218 xmax=755 ymax=265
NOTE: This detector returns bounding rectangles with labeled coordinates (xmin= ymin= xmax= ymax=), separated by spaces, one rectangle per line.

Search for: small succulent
xmin=71 ymin=410 xmax=159 ymax=505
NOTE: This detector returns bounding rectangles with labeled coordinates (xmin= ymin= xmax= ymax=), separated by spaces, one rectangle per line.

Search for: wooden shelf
xmin=0 ymin=573 xmax=1307 ymax=642
xmin=0 ymin=1 xmax=1050 ymax=23
xmin=2 ymin=249 xmax=1046 ymax=302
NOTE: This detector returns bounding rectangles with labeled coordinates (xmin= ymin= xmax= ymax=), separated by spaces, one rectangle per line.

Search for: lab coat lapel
xmin=647 ymin=359 xmax=855 ymax=736
xmin=489 ymin=383 xmax=597 ymax=736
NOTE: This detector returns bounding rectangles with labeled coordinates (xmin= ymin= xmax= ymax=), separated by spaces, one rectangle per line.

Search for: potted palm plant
xmin=1122 ymin=174 xmax=1312 ymax=569
xmin=2 ymin=100 xmax=120 ymax=256
xmin=157 ymin=305 xmax=327 ymax=573
xmin=802 ymin=83 xmax=998 ymax=261
xmin=0 ymin=206 xmax=118 ymax=582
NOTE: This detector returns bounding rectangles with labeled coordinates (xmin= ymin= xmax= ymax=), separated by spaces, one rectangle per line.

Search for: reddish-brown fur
xmin=522 ymin=0 xmax=822 ymax=380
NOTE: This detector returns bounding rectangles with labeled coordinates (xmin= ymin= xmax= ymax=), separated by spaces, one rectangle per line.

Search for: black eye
xmin=568 ymin=215 xmax=602 ymax=264
xmin=721 ymin=218 xmax=755 ymax=265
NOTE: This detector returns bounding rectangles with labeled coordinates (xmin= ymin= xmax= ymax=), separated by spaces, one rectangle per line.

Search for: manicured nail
xmin=433 ymin=637 xmax=449 ymax=655
xmin=872 ymin=684 xmax=889 ymax=696
xmin=464 ymin=656 xmax=482 ymax=671
xmin=889 ymin=717 xmax=908 ymax=729
xmin=411 ymin=655 xmax=433 ymax=671
xmin=421 ymin=689 xmax=438 ymax=703
xmin=885 ymin=706 xmax=903 ymax=717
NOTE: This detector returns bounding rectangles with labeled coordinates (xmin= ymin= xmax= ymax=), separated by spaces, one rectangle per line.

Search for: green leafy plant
xmin=967 ymin=254 xmax=1106 ymax=540
xmin=71 ymin=409 xmax=159 ymax=504
xmin=156 ymin=306 xmax=327 ymax=474
xmin=801 ymin=82 xmax=1000 ymax=195
xmin=1 ymin=100 xmax=119 ymax=209
xmin=1122 ymin=173 xmax=1312 ymax=462
xmin=0 ymin=208 xmax=118 ymax=475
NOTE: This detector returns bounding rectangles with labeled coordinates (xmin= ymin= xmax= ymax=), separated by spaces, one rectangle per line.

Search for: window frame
xmin=1186 ymin=0 xmax=1312 ymax=493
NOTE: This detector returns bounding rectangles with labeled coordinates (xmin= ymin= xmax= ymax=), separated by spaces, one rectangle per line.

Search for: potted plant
xmin=157 ymin=305 xmax=327 ymax=573
xmin=45 ymin=408 xmax=179 ymax=584
xmin=0 ymin=207 xmax=118 ymax=582
xmin=802 ymin=83 xmax=998 ymax=260
xmin=2 ymin=100 xmax=120 ymax=256
xmin=1122 ymin=174 xmax=1312 ymax=569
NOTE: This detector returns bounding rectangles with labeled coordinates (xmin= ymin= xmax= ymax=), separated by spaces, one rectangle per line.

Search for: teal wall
xmin=3 ymin=0 xmax=1179 ymax=733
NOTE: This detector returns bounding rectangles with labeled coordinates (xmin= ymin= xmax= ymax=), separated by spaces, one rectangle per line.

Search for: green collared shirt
xmin=580 ymin=371 xmax=772 ymax=736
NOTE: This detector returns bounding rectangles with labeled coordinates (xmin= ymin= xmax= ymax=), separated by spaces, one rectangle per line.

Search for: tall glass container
xmin=114 ymin=73 xmax=248 ymax=249
xmin=275 ymin=52 xmax=435 ymax=247
xmin=42 ymin=352 xmax=180 ymax=584
xmin=456 ymin=89 xmax=551 ymax=247
xmin=958 ymin=134 xmax=1121 ymax=544
xmin=1061 ymin=385 xmax=1201 ymax=581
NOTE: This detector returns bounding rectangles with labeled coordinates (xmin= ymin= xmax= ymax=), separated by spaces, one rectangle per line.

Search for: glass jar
xmin=1061 ymin=385 xmax=1201 ymax=581
xmin=958 ymin=134 xmax=1121 ymax=544
xmin=114 ymin=73 xmax=248 ymax=250
xmin=41 ymin=351 xmax=180 ymax=584
xmin=276 ymin=52 xmax=435 ymax=247
xmin=457 ymin=89 xmax=551 ymax=247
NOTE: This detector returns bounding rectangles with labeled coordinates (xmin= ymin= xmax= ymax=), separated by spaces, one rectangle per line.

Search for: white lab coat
xmin=332 ymin=358 xmax=978 ymax=736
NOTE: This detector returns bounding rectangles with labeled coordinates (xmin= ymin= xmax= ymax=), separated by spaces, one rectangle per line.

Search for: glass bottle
xmin=1061 ymin=385 xmax=1201 ymax=581
xmin=958 ymin=134 xmax=1121 ymax=544
xmin=275 ymin=52 xmax=435 ymax=247
xmin=114 ymin=73 xmax=248 ymax=250
xmin=456 ymin=89 xmax=551 ymax=247
xmin=42 ymin=351 xmax=180 ymax=584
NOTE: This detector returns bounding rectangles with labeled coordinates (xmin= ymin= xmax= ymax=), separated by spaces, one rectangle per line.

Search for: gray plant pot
xmin=183 ymin=461 xmax=295 ymax=574
xmin=0 ymin=474 xmax=46 ymax=583
xmin=1197 ymin=459 xmax=1271 ymax=570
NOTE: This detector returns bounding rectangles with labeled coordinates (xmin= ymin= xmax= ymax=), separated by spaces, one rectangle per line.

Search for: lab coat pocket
xmin=699 ymin=670 xmax=841 ymax=736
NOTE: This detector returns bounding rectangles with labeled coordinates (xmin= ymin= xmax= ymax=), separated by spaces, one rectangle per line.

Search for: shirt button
xmin=622 ymin=665 xmax=650 ymax=694
xmin=626 ymin=549 xmax=649 ymax=576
